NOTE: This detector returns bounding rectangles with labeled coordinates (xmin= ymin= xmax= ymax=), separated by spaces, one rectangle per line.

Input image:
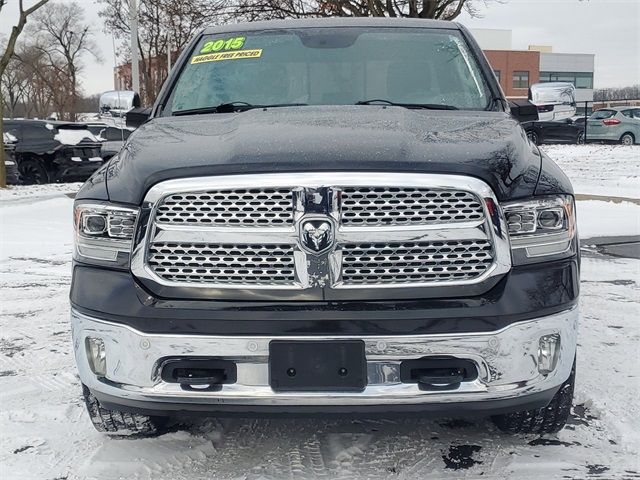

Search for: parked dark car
xmin=3 ymin=132 xmax=22 ymax=184
xmin=3 ymin=119 xmax=104 ymax=184
xmin=524 ymin=118 xmax=585 ymax=145
xmin=86 ymin=123 xmax=132 ymax=161
xmin=72 ymin=18 xmax=579 ymax=437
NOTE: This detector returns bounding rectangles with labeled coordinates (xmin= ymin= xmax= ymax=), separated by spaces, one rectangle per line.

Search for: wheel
xmin=82 ymin=384 xmax=164 ymax=436
xmin=491 ymin=362 xmax=575 ymax=434
xmin=526 ymin=130 xmax=540 ymax=145
xmin=577 ymin=131 xmax=585 ymax=145
xmin=620 ymin=133 xmax=635 ymax=146
xmin=19 ymin=157 xmax=50 ymax=184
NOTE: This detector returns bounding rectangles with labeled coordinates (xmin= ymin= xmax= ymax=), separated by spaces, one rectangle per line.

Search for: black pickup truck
xmin=71 ymin=18 xmax=579 ymax=437
xmin=4 ymin=119 xmax=103 ymax=184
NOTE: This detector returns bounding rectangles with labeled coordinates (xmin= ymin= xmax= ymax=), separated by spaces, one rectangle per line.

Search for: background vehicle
xmin=85 ymin=123 xmax=133 ymax=160
xmin=529 ymin=82 xmax=577 ymax=122
xmin=3 ymin=119 xmax=103 ymax=184
xmin=524 ymin=118 xmax=585 ymax=145
xmin=72 ymin=18 xmax=579 ymax=438
xmin=99 ymin=90 xmax=139 ymax=118
xmin=586 ymin=107 xmax=640 ymax=145
xmin=3 ymin=132 xmax=21 ymax=185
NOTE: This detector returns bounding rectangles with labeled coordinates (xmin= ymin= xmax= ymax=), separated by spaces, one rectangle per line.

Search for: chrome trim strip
xmin=72 ymin=307 xmax=578 ymax=406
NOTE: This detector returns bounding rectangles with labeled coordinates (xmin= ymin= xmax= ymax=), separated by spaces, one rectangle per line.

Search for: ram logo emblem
xmin=299 ymin=218 xmax=335 ymax=255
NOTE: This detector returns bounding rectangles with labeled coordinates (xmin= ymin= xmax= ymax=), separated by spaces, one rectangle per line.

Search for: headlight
xmin=73 ymin=202 xmax=139 ymax=267
xmin=503 ymin=195 xmax=577 ymax=265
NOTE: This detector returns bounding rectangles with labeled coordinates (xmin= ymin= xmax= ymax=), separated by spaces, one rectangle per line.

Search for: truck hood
xmin=105 ymin=106 xmax=541 ymax=204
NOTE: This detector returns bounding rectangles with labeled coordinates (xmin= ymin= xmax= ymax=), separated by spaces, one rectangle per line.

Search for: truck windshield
xmin=166 ymin=27 xmax=492 ymax=114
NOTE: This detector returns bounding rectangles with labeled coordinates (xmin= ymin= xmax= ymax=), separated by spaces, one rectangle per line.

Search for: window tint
xmin=621 ymin=109 xmax=634 ymax=118
xmin=23 ymin=125 xmax=51 ymax=140
xmin=168 ymin=28 xmax=492 ymax=113
xmin=590 ymin=110 xmax=615 ymax=120
xmin=634 ymin=109 xmax=640 ymax=119
xmin=512 ymin=71 xmax=529 ymax=89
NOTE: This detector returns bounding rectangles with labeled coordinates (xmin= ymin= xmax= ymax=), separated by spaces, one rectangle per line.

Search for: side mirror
xmin=126 ymin=107 xmax=152 ymax=129
xmin=529 ymin=82 xmax=576 ymax=121
xmin=132 ymin=92 xmax=141 ymax=108
xmin=509 ymin=99 xmax=539 ymax=124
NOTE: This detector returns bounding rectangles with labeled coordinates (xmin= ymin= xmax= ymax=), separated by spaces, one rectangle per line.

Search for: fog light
xmin=538 ymin=334 xmax=560 ymax=374
xmin=85 ymin=337 xmax=107 ymax=376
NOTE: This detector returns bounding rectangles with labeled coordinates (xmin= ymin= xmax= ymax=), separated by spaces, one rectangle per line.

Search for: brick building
xmin=483 ymin=50 xmax=540 ymax=99
xmin=471 ymin=29 xmax=595 ymax=112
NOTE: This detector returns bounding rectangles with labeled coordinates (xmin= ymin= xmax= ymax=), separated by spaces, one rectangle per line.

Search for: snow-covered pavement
xmin=1 ymin=145 xmax=639 ymax=479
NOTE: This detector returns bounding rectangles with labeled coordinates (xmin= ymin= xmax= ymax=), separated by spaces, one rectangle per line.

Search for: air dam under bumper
xmin=72 ymin=307 xmax=578 ymax=414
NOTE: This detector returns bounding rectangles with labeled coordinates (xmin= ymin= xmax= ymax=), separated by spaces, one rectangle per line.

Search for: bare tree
xmin=1 ymin=56 xmax=31 ymax=117
xmin=98 ymin=0 xmax=229 ymax=104
xmin=27 ymin=1 xmax=101 ymax=121
xmin=0 ymin=0 xmax=50 ymax=188
xmin=233 ymin=0 xmax=485 ymax=20
xmin=14 ymin=43 xmax=70 ymax=119
xmin=594 ymin=85 xmax=640 ymax=102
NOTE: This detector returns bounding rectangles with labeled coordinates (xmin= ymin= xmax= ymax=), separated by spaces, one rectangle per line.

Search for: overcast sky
xmin=1 ymin=0 xmax=638 ymax=95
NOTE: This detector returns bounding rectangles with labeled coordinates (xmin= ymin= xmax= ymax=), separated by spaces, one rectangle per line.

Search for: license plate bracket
xmin=269 ymin=340 xmax=366 ymax=392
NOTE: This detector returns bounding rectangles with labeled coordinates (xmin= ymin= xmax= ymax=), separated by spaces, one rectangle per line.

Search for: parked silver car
xmin=586 ymin=107 xmax=640 ymax=145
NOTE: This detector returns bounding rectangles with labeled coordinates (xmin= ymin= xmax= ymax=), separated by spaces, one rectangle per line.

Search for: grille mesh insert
xmin=340 ymin=187 xmax=484 ymax=226
xmin=341 ymin=240 xmax=493 ymax=284
xmin=148 ymin=243 xmax=296 ymax=285
xmin=155 ymin=189 xmax=294 ymax=226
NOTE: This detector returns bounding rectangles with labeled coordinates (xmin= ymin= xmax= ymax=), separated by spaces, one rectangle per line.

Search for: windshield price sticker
xmin=191 ymin=49 xmax=263 ymax=64
xmin=200 ymin=36 xmax=246 ymax=54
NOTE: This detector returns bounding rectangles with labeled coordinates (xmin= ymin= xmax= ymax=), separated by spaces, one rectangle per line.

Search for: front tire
xmin=526 ymin=130 xmax=540 ymax=145
xmin=491 ymin=362 xmax=575 ymax=434
xmin=620 ymin=133 xmax=635 ymax=146
xmin=19 ymin=157 xmax=50 ymax=185
xmin=82 ymin=385 xmax=164 ymax=436
xmin=577 ymin=131 xmax=585 ymax=145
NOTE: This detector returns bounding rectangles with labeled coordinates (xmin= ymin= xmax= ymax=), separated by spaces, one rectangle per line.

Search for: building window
xmin=539 ymin=72 xmax=593 ymax=89
xmin=493 ymin=69 xmax=501 ymax=83
xmin=512 ymin=71 xmax=529 ymax=89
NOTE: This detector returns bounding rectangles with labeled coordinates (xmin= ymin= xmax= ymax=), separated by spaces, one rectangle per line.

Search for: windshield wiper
xmin=356 ymin=99 xmax=458 ymax=110
xmin=173 ymin=102 xmax=308 ymax=116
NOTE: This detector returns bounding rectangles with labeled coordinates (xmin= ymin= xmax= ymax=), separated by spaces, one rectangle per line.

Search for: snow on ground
xmin=543 ymin=144 xmax=640 ymax=200
xmin=540 ymin=144 xmax=640 ymax=239
xmin=1 ymin=144 xmax=639 ymax=479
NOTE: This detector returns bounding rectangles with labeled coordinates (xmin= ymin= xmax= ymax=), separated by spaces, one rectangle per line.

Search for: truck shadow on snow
xmin=82 ymin=402 xmax=625 ymax=479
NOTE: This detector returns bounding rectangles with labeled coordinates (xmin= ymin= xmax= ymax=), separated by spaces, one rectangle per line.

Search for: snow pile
xmin=3 ymin=132 xmax=18 ymax=144
xmin=53 ymin=128 xmax=100 ymax=145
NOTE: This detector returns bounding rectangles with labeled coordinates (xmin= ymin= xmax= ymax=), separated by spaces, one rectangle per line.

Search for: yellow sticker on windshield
xmin=191 ymin=49 xmax=262 ymax=64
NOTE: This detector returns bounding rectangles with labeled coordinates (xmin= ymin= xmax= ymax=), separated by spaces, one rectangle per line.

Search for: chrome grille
xmin=137 ymin=173 xmax=509 ymax=298
xmin=148 ymin=243 xmax=296 ymax=285
xmin=154 ymin=188 xmax=294 ymax=226
xmin=340 ymin=187 xmax=484 ymax=226
xmin=340 ymin=240 xmax=494 ymax=284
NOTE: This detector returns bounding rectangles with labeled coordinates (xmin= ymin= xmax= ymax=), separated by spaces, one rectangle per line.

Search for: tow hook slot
xmin=400 ymin=357 xmax=478 ymax=391
xmin=160 ymin=358 xmax=237 ymax=392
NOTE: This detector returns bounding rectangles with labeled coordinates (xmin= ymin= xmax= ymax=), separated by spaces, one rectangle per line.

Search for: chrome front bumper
xmin=71 ymin=307 xmax=578 ymax=408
